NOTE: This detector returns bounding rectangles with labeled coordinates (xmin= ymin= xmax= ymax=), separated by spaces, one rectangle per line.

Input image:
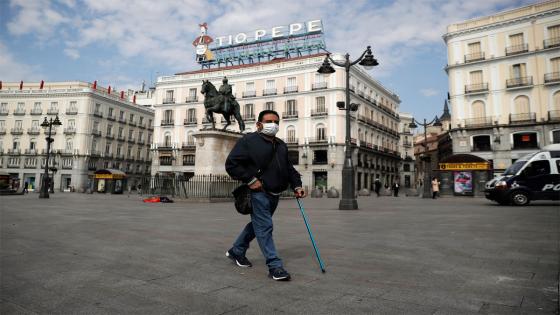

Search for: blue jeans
xmin=232 ymin=191 xmax=282 ymax=269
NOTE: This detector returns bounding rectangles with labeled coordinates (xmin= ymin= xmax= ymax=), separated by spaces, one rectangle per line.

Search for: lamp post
xmin=317 ymin=46 xmax=379 ymax=210
xmin=408 ymin=116 xmax=442 ymax=198
xmin=39 ymin=115 xmax=62 ymax=198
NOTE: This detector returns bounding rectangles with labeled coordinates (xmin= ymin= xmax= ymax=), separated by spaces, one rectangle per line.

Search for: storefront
xmin=93 ymin=169 xmax=127 ymax=194
xmin=436 ymin=154 xmax=492 ymax=197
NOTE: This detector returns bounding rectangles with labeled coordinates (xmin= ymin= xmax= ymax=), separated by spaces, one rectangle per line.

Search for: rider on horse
xmin=219 ymin=77 xmax=235 ymax=114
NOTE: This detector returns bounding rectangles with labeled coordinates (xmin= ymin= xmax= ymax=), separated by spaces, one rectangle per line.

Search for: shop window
xmin=553 ymin=130 xmax=560 ymax=144
xmin=472 ymin=135 xmax=491 ymax=151
xmin=512 ymin=132 xmax=538 ymax=150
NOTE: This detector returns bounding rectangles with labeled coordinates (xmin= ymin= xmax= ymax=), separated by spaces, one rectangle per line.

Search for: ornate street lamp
xmin=39 ymin=115 xmax=62 ymax=198
xmin=318 ymin=46 xmax=379 ymax=210
xmin=408 ymin=116 xmax=442 ymax=198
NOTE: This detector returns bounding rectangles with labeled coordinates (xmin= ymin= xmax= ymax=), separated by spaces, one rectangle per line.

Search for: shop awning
xmin=94 ymin=169 xmax=127 ymax=179
xmin=438 ymin=154 xmax=491 ymax=171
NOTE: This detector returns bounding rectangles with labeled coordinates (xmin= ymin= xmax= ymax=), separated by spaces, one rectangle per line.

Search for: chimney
xmin=133 ymin=95 xmax=136 ymax=104
xmin=0 ymin=81 xmax=2 ymax=90
xmin=40 ymin=80 xmax=44 ymax=89
xmin=108 ymin=86 xmax=111 ymax=94
xmin=93 ymin=80 xmax=97 ymax=90
xmin=19 ymin=80 xmax=23 ymax=90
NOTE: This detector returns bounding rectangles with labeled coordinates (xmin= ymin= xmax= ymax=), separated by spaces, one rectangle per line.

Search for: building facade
xmin=149 ymin=54 xmax=402 ymax=192
xmin=443 ymin=0 xmax=560 ymax=173
xmin=398 ymin=112 xmax=415 ymax=188
xmin=0 ymin=82 xmax=154 ymax=192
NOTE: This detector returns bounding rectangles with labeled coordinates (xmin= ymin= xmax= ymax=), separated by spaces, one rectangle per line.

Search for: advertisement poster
xmin=454 ymin=171 xmax=473 ymax=195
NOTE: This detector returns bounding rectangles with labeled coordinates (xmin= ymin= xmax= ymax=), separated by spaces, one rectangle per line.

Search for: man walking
xmin=374 ymin=178 xmax=381 ymax=197
xmin=225 ymin=110 xmax=306 ymax=281
xmin=392 ymin=182 xmax=399 ymax=197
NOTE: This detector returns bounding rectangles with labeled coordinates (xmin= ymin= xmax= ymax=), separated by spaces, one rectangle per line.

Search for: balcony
xmin=7 ymin=159 xmax=20 ymax=168
xmin=242 ymin=91 xmax=256 ymax=98
xmin=13 ymin=109 xmax=25 ymax=116
xmin=548 ymin=110 xmax=560 ymax=122
xmin=66 ymin=108 xmax=78 ymax=115
xmin=184 ymin=118 xmax=198 ymax=126
xmin=0 ymin=128 xmax=5 ymax=135
xmin=107 ymin=114 xmax=116 ymax=121
xmin=64 ymin=127 xmax=76 ymax=134
xmin=8 ymin=148 xmax=21 ymax=155
xmin=24 ymin=149 xmax=38 ymax=155
xmin=138 ymin=122 xmax=146 ymax=129
xmin=117 ymin=134 xmax=125 ymax=141
xmin=161 ymin=119 xmax=174 ymax=126
xmin=284 ymin=86 xmax=298 ymax=94
xmin=93 ymin=110 xmax=103 ymax=118
xmin=128 ymin=120 xmax=137 ymax=126
xmin=92 ymin=130 xmax=102 ymax=137
xmin=27 ymin=127 xmax=41 ymax=135
xmin=464 ymin=52 xmax=485 ymax=63
xmin=242 ymin=114 xmax=255 ymax=122
xmin=186 ymin=95 xmax=198 ymax=103
xmin=0 ymin=109 xmax=8 ymax=115
xmin=163 ymin=98 xmax=175 ymax=104
xmin=544 ymin=37 xmax=560 ymax=49
xmin=464 ymin=117 xmax=493 ymax=128
xmin=263 ymin=88 xmax=277 ymax=96
xmin=505 ymin=43 xmax=528 ymax=56
xmin=118 ymin=117 xmax=126 ymax=123
xmin=310 ymin=109 xmax=328 ymax=117
xmin=509 ymin=112 xmax=536 ymax=124
xmin=115 ymin=154 xmax=125 ymax=160
xmin=182 ymin=141 xmax=196 ymax=149
xmin=284 ymin=138 xmax=298 ymax=145
xmin=312 ymin=82 xmax=327 ymax=90
xmin=282 ymin=111 xmax=298 ymax=119
xmin=30 ymin=108 xmax=42 ymax=115
xmin=90 ymin=150 xmax=101 ymax=157
xmin=157 ymin=143 xmax=173 ymax=150
xmin=105 ymin=133 xmax=115 ymax=140
xmin=465 ymin=83 xmax=488 ymax=94
xmin=544 ymin=72 xmax=560 ymax=84
xmin=10 ymin=127 xmax=23 ymax=135
xmin=506 ymin=76 xmax=533 ymax=89
xmin=402 ymin=141 xmax=412 ymax=148
xmin=308 ymin=137 xmax=328 ymax=144
xmin=128 ymin=137 xmax=136 ymax=143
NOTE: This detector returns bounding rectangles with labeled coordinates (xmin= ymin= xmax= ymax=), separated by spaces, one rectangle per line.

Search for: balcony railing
xmin=158 ymin=143 xmax=173 ymax=150
xmin=128 ymin=120 xmax=137 ymax=126
xmin=284 ymin=138 xmax=298 ymax=145
xmin=107 ymin=114 xmax=116 ymax=121
xmin=284 ymin=86 xmax=298 ymax=94
xmin=312 ymin=82 xmax=327 ymax=90
xmin=8 ymin=148 xmax=21 ymax=155
xmin=30 ymin=109 xmax=42 ymax=115
xmin=163 ymin=98 xmax=175 ymax=104
xmin=543 ymin=37 xmax=560 ymax=49
xmin=93 ymin=110 xmax=103 ymax=118
xmin=310 ymin=109 xmax=328 ymax=117
xmin=105 ymin=133 xmax=115 ymax=139
xmin=14 ymin=109 xmax=25 ymax=115
xmin=0 ymin=128 xmax=5 ymax=135
xmin=27 ymin=127 xmax=41 ymax=135
xmin=506 ymin=76 xmax=533 ymax=88
xmin=464 ymin=117 xmax=493 ymax=127
xmin=282 ymin=111 xmax=298 ymax=119
xmin=505 ymin=43 xmax=528 ymax=56
xmin=509 ymin=112 xmax=536 ymax=123
xmin=308 ymin=137 xmax=328 ymax=144
xmin=10 ymin=127 xmax=23 ymax=135
xmin=118 ymin=117 xmax=126 ymax=123
xmin=263 ymin=88 xmax=277 ymax=96
xmin=64 ymin=127 xmax=76 ymax=134
xmin=117 ymin=135 xmax=125 ymax=141
xmin=161 ymin=119 xmax=174 ymax=126
xmin=186 ymin=95 xmax=198 ymax=103
xmin=92 ymin=130 xmax=102 ymax=137
xmin=242 ymin=91 xmax=256 ymax=98
xmin=0 ymin=109 xmax=8 ymax=115
xmin=184 ymin=118 xmax=198 ymax=126
xmin=182 ymin=141 xmax=196 ymax=148
xmin=548 ymin=110 xmax=560 ymax=121
xmin=465 ymin=83 xmax=488 ymax=94
xmin=66 ymin=108 xmax=78 ymax=115
xmin=464 ymin=52 xmax=485 ymax=63
xmin=242 ymin=114 xmax=255 ymax=121
xmin=544 ymin=72 xmax=560 ymax=84
xmin=138 ymin=122 xmax=146 ymax=129
xmin=312 ymin=159 xmax=328 ymax=165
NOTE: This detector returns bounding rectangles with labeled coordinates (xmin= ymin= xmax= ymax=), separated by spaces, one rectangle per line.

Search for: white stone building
xmin=398 ymin=112 xmax=415 ymax=188
xmin=0 ymin=81 xmax=154 ymax=192
xmin=148 ymin=53 xmax=402 ymax=191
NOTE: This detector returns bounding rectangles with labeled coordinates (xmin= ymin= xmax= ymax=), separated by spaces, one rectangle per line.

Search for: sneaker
xmin=268 ymin=267 xmax=291 ymax=281
xmin=226 ymin=249 xmax=252 ymax=267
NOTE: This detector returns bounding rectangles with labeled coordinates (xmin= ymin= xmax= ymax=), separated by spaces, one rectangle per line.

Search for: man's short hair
xmin=258 ymin=110 xmax=280 ymax=122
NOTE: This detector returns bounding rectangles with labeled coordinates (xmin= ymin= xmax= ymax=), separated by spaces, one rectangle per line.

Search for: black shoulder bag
xmin=232 ymin=143 xmax=276 ymax=215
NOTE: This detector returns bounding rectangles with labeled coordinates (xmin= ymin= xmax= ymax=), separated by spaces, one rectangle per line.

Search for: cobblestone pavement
xmin=1 ymin=193 xmax=559 ymax=314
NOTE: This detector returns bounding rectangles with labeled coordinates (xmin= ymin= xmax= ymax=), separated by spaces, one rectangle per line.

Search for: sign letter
xmin=255 ymin=29 xmax=266 ymax=41
xmin=289 ymin=23 xmax=303 ymax=35
xmin=235 ymin=33 xmax=248 ymax=44
xmin=272 ymin=26 xmax=285 ymax=38
xmin=216 ymin=36 xmax=226 ymax=46
xmin=307 ymin=20 xmax=322 ymax=32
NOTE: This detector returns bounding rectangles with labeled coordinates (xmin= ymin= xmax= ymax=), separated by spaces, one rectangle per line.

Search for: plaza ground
xmin=1 ymin=193 xmax=559 ymax=314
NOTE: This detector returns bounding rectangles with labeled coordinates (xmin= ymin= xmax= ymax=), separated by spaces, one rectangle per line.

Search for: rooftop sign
xmin=192 ymin=20 xmax=326 ymax=68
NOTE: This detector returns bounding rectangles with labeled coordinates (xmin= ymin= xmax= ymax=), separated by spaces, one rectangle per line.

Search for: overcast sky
xmin=0 ymin=0 xmax=535 ymax=119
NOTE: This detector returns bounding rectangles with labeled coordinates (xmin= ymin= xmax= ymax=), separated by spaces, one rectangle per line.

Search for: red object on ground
xmin=143 ymin=196 xmax=160 ymax=203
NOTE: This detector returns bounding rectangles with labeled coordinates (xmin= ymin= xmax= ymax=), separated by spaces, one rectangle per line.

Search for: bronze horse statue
xmin=200 ymin=80 xmax=245 ymax=131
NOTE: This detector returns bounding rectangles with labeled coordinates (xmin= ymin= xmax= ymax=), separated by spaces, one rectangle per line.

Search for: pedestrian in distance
xmin=374 ymin=178 xmax=381 ymax=197
xmin=225 ymin=110 xmax=306 ymax=281
xmin=23 ymin=182 xmax=28 ymax=194
xmin=392 ymin=182 xmax=399 ymax=197
xmin=431 ymin=177 xmax=440 ymax=199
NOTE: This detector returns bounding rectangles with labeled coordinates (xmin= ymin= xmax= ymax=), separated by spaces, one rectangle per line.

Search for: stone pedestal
xmin=192 ymin=130 xmax=243 ymax=175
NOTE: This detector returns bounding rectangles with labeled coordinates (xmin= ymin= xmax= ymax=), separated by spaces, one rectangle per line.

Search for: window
xmin=286 ymin=100 xmax=296 ymax=114
xmin=119 ymin=110 xmax=124 ymax=120
xmin=29 ymin=139 xmax=36 ymax=150
xmin=164 ymin=110 xmax=173 ymax=122
xmin=511 ymin=63 xmax=527 ymax=78
xmin=1 ymin=103 xmax=7 ymax=111
xmin=189 ymin=88 xmax=197 ymax=97
xmin=183 ymin=154 xmax=195 ymax=166
xmin=69 ymin=101 xmax=77 ymax=111
xmin=118 ymin=127 xmax=123 ymax=137
xmin=509 ymin=33 xmax=524 ymax=46
xmin=107 ymin=124 xmax=113 ymax=135
xmin=116 ymin=145 xmax=122 ymax=155
xmin=403 ymin=163 xmax=411 ymax=172
xmin=94 ymin=103 xmax=100 ymax=112
xmin=165 ymin=90 xmax=174 ymax=102
xmin=266 ymin=80 xmax=275 ymax=89
xmin=513 ymin=95 xmax=530 ymax=113
xmin=469 ymin=70 xmax=483 ymax=85
xmin=287 ymin=77 xmax=296 ymax=86
xmin=468 ymin=42 xmax=481 ymax=54
xmin=286 ymin=126 xmax=296 ymax=143
xmin=127 ymin=147 xmax=132 ymax=158
xmin=15 ymin=120 xmax=22 ymax=128
xmin=164 ymin=133 xmax=171 ymax=146
xmin=31 ymin=120 xmax=39 ymax=128
xmin=265 ymin=102 xmax=274 ymax=111
xmin=315 ymin=73 xmax=325 ymax=83
xmin=316 ymin=124 xmax=326 ymax=141
xmin=244 ymin=104 xmax=254 ymax=118
xmin=13 ymin=139 xmax=20 ymax=150
xmin=316 ymin=97 xmax=326 ymax=112
xmin=139 ymin=131 xmax=144 ymax=142
xmin=523 ymin=160 xmax=550 ymax=177
xmin=128 ymin=129 xmax=133 ymax=138
xmin=33 ymin=102 xmax=41 ymax=111
xmin=105 ymin=142 xmax=111 ymax=154
xmin=66 ymin=139 xmax=73 ymax=150
xmin=187 ymin=108 xmax=196 ymax=121
xmin=472 ymin=101 xmax=486 ymax=118
xmin=16 ymin=102 xmax=24 ymax=111
xmin=108 ymin=107 xmax=113 ymax=117
xmin=472 ymin=135 xmax=491 ymax=151
xmin=552 ymin=130 xmax=560 ymax=144
xmin=139 ymin=116 xmax=144 ymax=124
xmin=67 ymin=119 xmax=75 ymax=128
xmin=129 ymin=113 xmax=134 ymax=122
xmin=92 ymin=140 xmax=97 ymax=151
xmin=245 ymin=82 xmax=254 ymax=91
xmin=313 ymin=150 xmax=328 ymax=164
xmin=513 ymin=132 xmax=537 ymax=150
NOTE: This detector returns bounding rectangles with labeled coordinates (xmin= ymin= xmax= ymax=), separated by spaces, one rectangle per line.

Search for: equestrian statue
xmin=201 ymin=77 xmax=245 ymax=131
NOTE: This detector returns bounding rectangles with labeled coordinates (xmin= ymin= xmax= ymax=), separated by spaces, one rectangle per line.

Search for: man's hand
xmin=294 ymin=188 xmax=307 ymax=198
xmin=249 ymin=179 xmax=262 ymax=191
